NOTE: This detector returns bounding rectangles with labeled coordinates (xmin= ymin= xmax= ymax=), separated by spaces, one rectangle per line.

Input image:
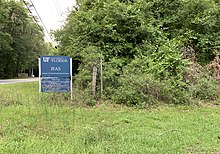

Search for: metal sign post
xmin=39 ymin=56 xmax=72 ymax=101
xmin=70 ymin=58 xmax=73 ymax=100
xmin=39 ymin=58 xmax=41 ymax=93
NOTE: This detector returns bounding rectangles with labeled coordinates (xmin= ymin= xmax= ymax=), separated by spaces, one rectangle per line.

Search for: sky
xmin=29 ymin=0 xmax=77 ymax=43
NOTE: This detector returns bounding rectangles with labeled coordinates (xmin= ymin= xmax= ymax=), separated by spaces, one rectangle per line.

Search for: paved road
xmin=0 ymin=78 xmax=39 ymax=84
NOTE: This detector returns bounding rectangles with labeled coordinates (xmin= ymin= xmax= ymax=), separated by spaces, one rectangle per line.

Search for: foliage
xmin=0 ymin=0 xmax=48 ymax=78
xmin=190 ymin=74 xmax=220 ymax=100
xmin=112 ymin=40 xmax=190 ymax=106
xmin=150 ymin=0 xmax=220 ymax=65
xmin=55 ymin=0 xmax=220 ymax=105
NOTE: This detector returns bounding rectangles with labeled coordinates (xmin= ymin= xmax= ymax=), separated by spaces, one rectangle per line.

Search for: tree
xmin=0 ymin=0 xmax=13 ymax=78
xmin=149 ymin=0 xmax=220 ymax=64
xmin=0 ymin=0 xmax=48 ymax=78
xmin=55 ymin=0 xmax=220 ymax=104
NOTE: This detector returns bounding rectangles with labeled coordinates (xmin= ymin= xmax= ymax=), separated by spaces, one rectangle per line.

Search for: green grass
xmin=0 ymin=82 xmax=220 ymax=153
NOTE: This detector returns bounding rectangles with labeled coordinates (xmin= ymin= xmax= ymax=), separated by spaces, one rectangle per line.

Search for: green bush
xmin=112 ymin=72 xmax=191 ymax=107
xmin=190 ymin=76 xmax=220 ymax=100
xmin=111 ymin=44 xmax=191 ymax=106
xmin=112 ymin=74 xmax=161 ymax=106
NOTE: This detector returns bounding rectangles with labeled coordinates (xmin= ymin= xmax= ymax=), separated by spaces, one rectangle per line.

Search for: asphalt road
xmin=0 ymin=78 xmax=39 ymax=84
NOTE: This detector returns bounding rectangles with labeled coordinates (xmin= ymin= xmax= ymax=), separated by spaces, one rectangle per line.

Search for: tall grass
xmin=0 ymin=82 xmax=220 ymax=153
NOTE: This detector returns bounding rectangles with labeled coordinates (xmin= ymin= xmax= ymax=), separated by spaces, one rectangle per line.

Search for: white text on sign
xmin=51 ymin=67 xmax=61 ymax=71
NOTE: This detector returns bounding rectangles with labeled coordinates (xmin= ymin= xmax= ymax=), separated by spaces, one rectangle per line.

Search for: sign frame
xmin=39 ymin=56 xmax=72 ymax=99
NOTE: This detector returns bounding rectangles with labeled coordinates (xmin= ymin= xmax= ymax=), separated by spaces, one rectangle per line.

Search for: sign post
xmin=39 ymin=56 xmax=72 ymax=100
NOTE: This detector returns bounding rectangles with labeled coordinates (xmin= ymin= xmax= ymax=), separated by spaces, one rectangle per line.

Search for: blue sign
xmin=41 ymin=56 xmax=70 ymax=77
xmin=41 ymin=77 xmax=70 ymax=92
xmin=40 ymin=56 xmax=72 ymax=93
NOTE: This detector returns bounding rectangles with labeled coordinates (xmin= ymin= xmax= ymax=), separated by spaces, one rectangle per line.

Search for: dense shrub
xmin=112 ymin=73 xmax=191 ymax=107
xmin=190 ymin=75 xmax=220 ymax=101
xmin=111 ymin=41 xmax=191 ymax=106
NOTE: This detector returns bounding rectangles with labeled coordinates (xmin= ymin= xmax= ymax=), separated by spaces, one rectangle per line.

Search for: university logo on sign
xmin=43 ymin=57 xmax=50 ymax=63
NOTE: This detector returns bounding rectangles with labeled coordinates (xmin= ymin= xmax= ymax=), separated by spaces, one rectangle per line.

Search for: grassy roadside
xmin=0 ymin=82 xmax=220 ymax=153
